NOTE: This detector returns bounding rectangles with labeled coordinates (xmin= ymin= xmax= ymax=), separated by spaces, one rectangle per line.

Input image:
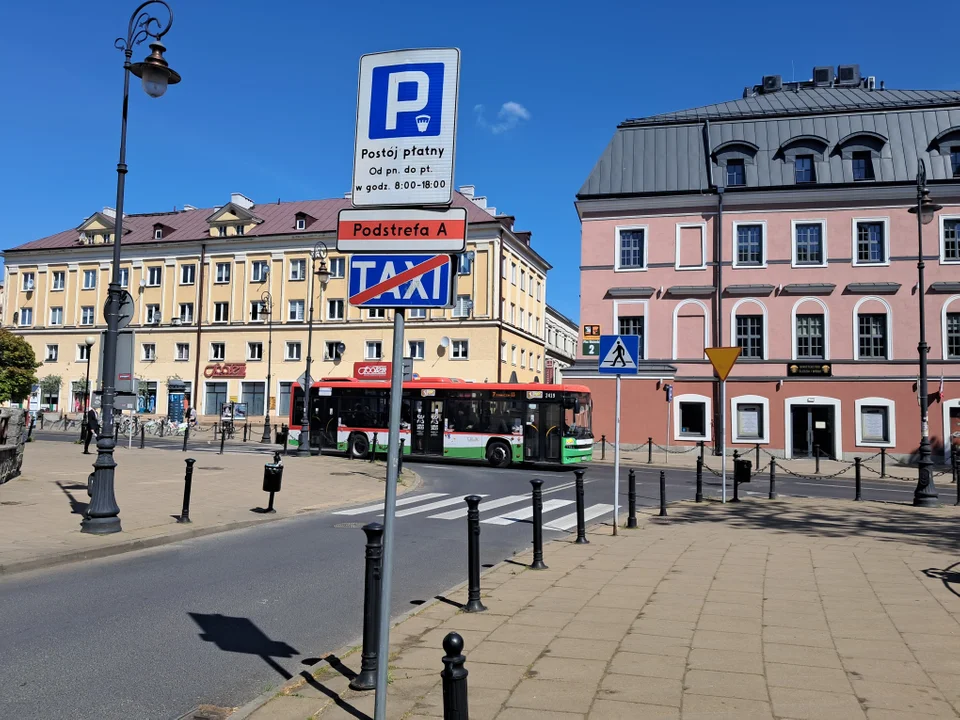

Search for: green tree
xmin=0 ymin=330 xmax=40 ymax=403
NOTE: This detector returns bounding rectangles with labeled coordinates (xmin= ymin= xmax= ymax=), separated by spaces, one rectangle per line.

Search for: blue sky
xmin=2 ymin=0 xmax=957 ymax=321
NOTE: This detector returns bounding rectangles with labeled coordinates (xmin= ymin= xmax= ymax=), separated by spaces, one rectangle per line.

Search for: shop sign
xmin=353 ymin=361 xmax=392 ymax=379
xmin=204 ymin=363 xmax=246 ymax=379
xmin=786 ymin=362 xmax=832 ymax=377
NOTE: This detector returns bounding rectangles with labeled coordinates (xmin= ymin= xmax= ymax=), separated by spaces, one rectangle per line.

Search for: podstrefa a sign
xmin=352 ymin=48 xmax=460 ymax=207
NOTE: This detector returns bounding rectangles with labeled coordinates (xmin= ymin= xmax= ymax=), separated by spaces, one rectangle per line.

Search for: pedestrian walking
xmin=188 ymin=406 xmax=198 ymax=428
xmin=83 ymin=407 xmax=100 ymax=454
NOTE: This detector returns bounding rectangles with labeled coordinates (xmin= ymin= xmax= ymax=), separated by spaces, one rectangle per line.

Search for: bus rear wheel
xmin=350 ymin=433 xmax=370 ymax=459
xmin=487 ymin=440 xmax=512 ymax=468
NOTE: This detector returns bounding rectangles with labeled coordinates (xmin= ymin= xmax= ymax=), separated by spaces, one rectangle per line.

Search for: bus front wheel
xmin=350 ymin=433 xmax=370 ymax=459
xmin=487 ymin=440 xmax=512 ymax=468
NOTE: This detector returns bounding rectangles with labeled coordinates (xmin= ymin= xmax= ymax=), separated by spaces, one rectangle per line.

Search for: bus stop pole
xmin=374 ymin=310 xmax=405 ymax=720
xmin=720 ymin=378 xmax=727 ymax=503
xmin=612 ymin=373 xmax=621 ymax=536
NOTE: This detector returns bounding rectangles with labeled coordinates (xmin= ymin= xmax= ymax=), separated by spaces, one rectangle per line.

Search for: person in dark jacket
xmin=83 ymin=408 xmax=100 ymax=454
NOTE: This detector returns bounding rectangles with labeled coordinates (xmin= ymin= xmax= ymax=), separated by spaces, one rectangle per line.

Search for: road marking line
xmin=429 ymin=494 xmax=528 ymax=520
xmin=391 ymin=495 xmax=489 ymax=517
xmin=482 ymin=499 xmax=574 ymax=526
xmin=544 ymin=504 xmax=614 ymax=532
xmin=334 ymin=492 xmax=447 ymax=515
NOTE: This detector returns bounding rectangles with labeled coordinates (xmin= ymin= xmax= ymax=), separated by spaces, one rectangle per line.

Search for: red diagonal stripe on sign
xmin=350 ymin=255 xmax=449 ymax=306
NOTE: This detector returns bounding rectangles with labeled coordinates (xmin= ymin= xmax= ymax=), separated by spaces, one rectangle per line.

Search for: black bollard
xmin=350 ymin=523 xmax=384 ymax=691
xmin=464 ymin=495 xmax=486 ymax=612
xmin=182 ymin=424 xmax=189 ymax=452
xmin=179 ymin=458 xmax=196 ymax=523
xmin=370 ymin=432 xmax=378 ymax=463
xmin=160 ymin=420 xmax=165 ymax=438
xmin=695 ymin=456 xmax=703 ymax=503
xmin=814 ymin=444 xmax=821 ymax=474
xmin=140 ymin=424 xmax=145 ymax=449
xmin=530 ymin=479 xmax=547 ymax=569
xmin=769 ymin=457 xmax=777 ymax=500
xmin=399 ymin=438 xmax=405 ymax=476
xmin=755 ymin=443 xmax=760 ymax=467
xmin=647 ymin=437 xmax=653 ymax=464
xmin=732 ymin=450 xmax=741 ymax=503
xmin=114 ymin=423 xmax=119 ymax=442
xmin=574 ymin=470 xmax=589 ymax=542
xmin=627 ymin=469 xmax=637 ymax=529
xmin=698 ymin=440 xmax=704 ymax=461
xmin=880 ymin=447 xmax=886 ymax=478
xmin=219 ymin=427 xmax=226 ymax=455
xmin=658 ymin=470 xmax=667 ymax=517
xmin=953 ymin=449 xmax=959 ymax=507
xmin=27 ymin=418 xmax=34 ymax=441
xmin=243 ymin=423 xmax=248 ymax=442
xmin=441 ymin=633 xmax=469 ymax=720
xmin=601 ymin=434 xmax=606 ymax=460
xmin=855 ymin=457 xmax=862 ymax=501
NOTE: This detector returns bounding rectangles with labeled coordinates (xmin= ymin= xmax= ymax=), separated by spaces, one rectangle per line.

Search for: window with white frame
xmin=289 ymin=258 xmax=306 ymax=281
xmin=520 ymin=271 xmax=526 ymax=291
xmin=180 ymin=264 xmax=196 ymax=285
xmin=456 ymin=252 xmax=473 ymax=275
xmin=536 ymin=281 xmax=542 ymax=301
xmin=154 ymin=226 xmax=163 ymax=240
xmin=235 ymin=224 xmax=245 ymax=236
xmin=368 ymin=308 xmax=386 ymax=319
xmin=77 ymin=343 xmax=91 ymax=361
xmin=49 ymin=306 xmax=63 ymax=326
xmin=858 ymin=404 xmax=891 ymax=445
xmin=218 ymin=225 xmax=227 ymax=237
xmin=250 ymin=301 xmax=265 ymax=322
xmin=511 ymin=345 xmax=517 ymax=365
xmin=46 ymin=344 xmax=59 ymax=361
xmin=510 ymin=303 xmax=516 ymax=324
xmin=365 ymin=341 xmax=382 ymax=360
xmin=251 ymin=260 xmax=269 ymax=283
xmin=453 ymin=295 xmax=471 ymax=318
xmin=119 ymin=268 xmax=129 ymax=287
xmin=214 ymin=302 xmax=229 ymax=323
xmin=501 ymin=257 xmax=507 ymax=278
xmin=618 ymin=317 xmax=644 ymax=358
xmin=295 ymin=216 xmax=306 ymax=230
xmin=247 ymin=342 xmax=263 ymax=360
xmin=80 ymin=306 xmax=95 ymax=325
xmin=942 ymin=218 xmax=960 ymax=263
xmin=528 ymin=277 xmax=534 ymax=297
xmin=327 ymin=298 xmax=344 ymax=320
xmin=179 ymin=303 xmax=194 ymax=323
xmin=408 ymin=307 xmax=426 ymax=319
xmin=520 ymin=348 xmax=526 ymax=367
xmin=52 ymin=270 xmax=65 ymax=291
xmin=616 ymin=227 xmax=646 ymax=270
xmin=734 ymin=224 xmax=764 ymax=266
xmin=408 ymin=340 xmax=425 ymax=360
xmin=176 ymin=343 xmax=190 ymax=361
xmin=947 ymin=312 xmax=960 ymax=359
xmin=146 ymin=304 xmax=161 ymax=324
xmin=285 ymin=341 xmax=301 ymax=361
xmin=854 ymin=219 xmax=888 ymax=265
xmin=793 ymin=222 xmax=825 ymax=266
xmin=215 ymin=262 xmax=231 ymax=283
xmin=22 ymin=272 xmax=35 ymax=291
xmin=147 ymin=266 xmax=162 ymax=286
xmin=675 ymin=394 xmax=711 ymax=440
xmin=675 ymin=224 xmax=706 ymax=270
xmin=510 ymin=262 xmax=517 ymax=285
xmin=141 ymin=343 xmax=156 ymax=361
xmin=795 ymin=314 xmax=825 ymax=359
xmin=210 ymin=342 xmax=225 ymax=361
xmin=733 ymin=399 xmax=767 ymax=442
xmin=325 ymin=341 xmax=344 ymax=360
xmin=288 ymin=299 xmax=305 ymax=321
xmin=537 ymin=355 xmax=542 ymax=372
xmin=501 ymin=342 xmax=507 ymax=363
xmin=82 ymin=269 xmax=97 ymax=289
xmin=735 ymin=315 xmax=764 ymax=358
xmin=329 ymin=257 xmax=345 ymax=278
xmin=857 ymin=313 xmax=888 ymax=359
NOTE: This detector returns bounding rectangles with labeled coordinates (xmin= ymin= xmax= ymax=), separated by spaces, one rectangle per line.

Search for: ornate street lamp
xmin=296 ymin=241 xmax=330 ymax=457
xmin=907 ymin=159 xmax=943 ymax=507
xmin=259 ymin=291 xmax=274 ymax=443
xmin=84 ymin=1 xmax=180 ymax=535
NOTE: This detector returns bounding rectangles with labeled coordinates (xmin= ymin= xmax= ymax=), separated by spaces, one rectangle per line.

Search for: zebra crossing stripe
xmin=333 ymin=493 xmax=448 ymax=516
xmin=543 ymin=504 xmax=614 ymax=532
xmin=392 ymin=494 xmax=489 ymax=518
xmin=429 ymin=494 xmax=529 ymax=520
xmin=482 ymin=499 xmax=574 ymax=526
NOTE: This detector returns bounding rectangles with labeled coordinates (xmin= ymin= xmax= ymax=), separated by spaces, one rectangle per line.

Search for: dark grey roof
xmin=929 ymin=282 xmax=960 ymax=293
xmin=725 ymin=284 xmax=776 ymax=296
xmin=665 ymin=285 xmax=715 ymax=297
xmin=780 ymin=283 xmax=836 ymax=295
xmin=604 ymin=287 xmax=655 ymax=299
xmin=845 ymin=282 xmax=901 ymax=294
xmin=579 ymin=87 xmax=960 ymax=198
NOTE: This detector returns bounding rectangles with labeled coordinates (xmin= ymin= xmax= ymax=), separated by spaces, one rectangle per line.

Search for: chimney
xmin=103 ymin=207 xmax=116 ymax=219
xmin=458 ymin=185 xmax=475 ymax=200
xmin=471 ymin=195 xmax=488 ymax=209
xmin=343 ymin=191 xmax=352 ymax=199
xmin=230 ymin=193 xmax=255 ymax=210
xmin=488 ymin=207 xmax=498 ymax=216
xmin=182 ymin=204 xmax=197 ymax=211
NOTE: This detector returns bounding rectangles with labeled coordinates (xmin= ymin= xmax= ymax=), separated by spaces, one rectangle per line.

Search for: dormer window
xmin=218 ymin=226 xmax=227 ymax=237
xmin=236 ymin=225 xmax=245 ymax=236
xmin=853 ymin=151 xmax=874 ymax=181
xmin=713 ymin=140 xmax=758 ymax=189
xmin=837 ymin=131 xmax=887 ymax=182
xmin=154 ymin=225 xmax=163 ymax=240
xmin=295 ymin=216 xmax=306 ymax=230
xmin=794 ymin=155 xmax=816 ymax=184
xmin=727 ymin=160 xmax=745 ymax=187
xmin=951 ymin=147 xmax=960 ymax=177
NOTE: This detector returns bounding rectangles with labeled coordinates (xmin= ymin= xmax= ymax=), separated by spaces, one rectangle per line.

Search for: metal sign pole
xmin=374 ymin=309 xmax=405 ymax=720
xmin=720 ymin=378 xmax=727 ymax=503
xmin=665 ymin=400 xmax=671 ymax=463
xmin=613 ymin=373 xmax=621 ymax=536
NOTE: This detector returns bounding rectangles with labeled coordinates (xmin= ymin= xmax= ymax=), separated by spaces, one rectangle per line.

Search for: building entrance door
xmin=790 ymin=405 xmax=836 ymax=459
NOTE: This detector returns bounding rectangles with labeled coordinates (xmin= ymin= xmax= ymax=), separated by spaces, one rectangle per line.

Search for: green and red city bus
xmin=290 ymin=377 xmax=593 ymax=466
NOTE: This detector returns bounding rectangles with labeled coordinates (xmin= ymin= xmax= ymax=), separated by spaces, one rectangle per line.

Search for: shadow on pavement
xmin=55 ymin=480 xmax=88 ymax=517
xmin=188 ymin=612 xmax=298 ymax=680
xmin=923 ymin=561 xmax=960 ymax=598
xmin=299 ymin=671 xmax=371 ymax=720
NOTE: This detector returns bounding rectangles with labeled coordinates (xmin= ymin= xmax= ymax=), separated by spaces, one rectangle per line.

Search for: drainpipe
xmin=703 ymin=119 xmax=724 ymax=454
xmin=191 ymin=243 xmax=206 ymax=412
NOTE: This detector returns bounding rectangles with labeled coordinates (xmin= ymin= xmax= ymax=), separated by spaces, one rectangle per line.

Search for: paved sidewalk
xmin=0 ymin=439 xmax=416 ymax=575
xmin=245 ymin=497 xmax=960 ymax=720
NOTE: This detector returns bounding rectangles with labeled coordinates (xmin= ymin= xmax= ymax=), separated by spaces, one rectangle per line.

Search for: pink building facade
xmin=569 ymin=67 xmax=960 ymax=465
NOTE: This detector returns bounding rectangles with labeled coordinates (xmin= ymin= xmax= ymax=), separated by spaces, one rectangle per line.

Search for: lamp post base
xmin=261 ymin=422 xmax=271 ymax=444
xmin=913 ymin=449 xmax=939 ymax=507
xmin=81 ymin=516 xmax=123 ymax=535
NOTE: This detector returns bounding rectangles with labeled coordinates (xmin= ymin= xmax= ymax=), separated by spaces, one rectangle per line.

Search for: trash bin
xmin=734 ymin=459 xmax=752 ymax=484
xmin=263 ymin=461 xmax=283 ymax=493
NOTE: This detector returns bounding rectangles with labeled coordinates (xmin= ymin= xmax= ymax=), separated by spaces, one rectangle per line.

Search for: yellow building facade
xmin=2 ymin=188 xmax=551 ymax=421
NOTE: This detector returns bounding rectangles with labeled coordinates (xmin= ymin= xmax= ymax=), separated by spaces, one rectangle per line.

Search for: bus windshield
xmin=563 ymin=393 xmax=592 ymax=439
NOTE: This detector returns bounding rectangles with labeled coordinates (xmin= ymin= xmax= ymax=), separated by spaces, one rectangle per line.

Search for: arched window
xmin=730 ymin=298 xmax=767 ymax=359
xmin=713 ymin=141 xmax=759 ymax=188
xmin=791 ymin=297 xmax=829 ymax=360
xmin=942 ymin=295 xmax=960 ymax=360
xmin=672 ymin=300 xmax=709 ymax=360
xmin=853 ymin=296 xmax=892 ymax=360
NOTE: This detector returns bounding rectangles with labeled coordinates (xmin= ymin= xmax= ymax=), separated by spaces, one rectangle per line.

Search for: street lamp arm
xmin=116 ymin=0 xmax=174 ymax=54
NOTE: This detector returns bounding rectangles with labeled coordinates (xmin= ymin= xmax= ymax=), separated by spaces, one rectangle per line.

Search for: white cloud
xmin=474 ymin=101 xmax=531 ymax=134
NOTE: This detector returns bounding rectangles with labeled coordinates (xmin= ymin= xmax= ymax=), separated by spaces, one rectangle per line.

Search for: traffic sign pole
xmin=720 ymin=379 xmax=727 ymax=503
xmin=613 ymin=373 xmax=621 ymax=536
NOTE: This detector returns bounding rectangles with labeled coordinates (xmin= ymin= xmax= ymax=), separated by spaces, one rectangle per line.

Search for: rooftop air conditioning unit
xmin=837 ymin=64 xmax=861 ymax=86
xmin=813 ymin=66 xmax=833 ymax=86
xmin=761 ymin=75 xmax=782 ymax=93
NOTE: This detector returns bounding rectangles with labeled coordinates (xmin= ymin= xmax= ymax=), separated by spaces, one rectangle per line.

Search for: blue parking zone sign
xmin=369 ymin=63 xmax=444 ymax=139
xmin=349 ymin=254 xmax=455 ymax=309
xmin=598 ymin=335 xmax=640 ymax=374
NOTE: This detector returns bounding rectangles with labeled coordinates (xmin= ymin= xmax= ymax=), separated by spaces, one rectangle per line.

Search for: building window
xmin=365 ymin=341 xmax=382 ymax=360
xmin=279 ymin=381 xmax=293 ymax=417
xmin=52 ymin=271 xmax=65 ymax=291
xmin=180 ymin=264 xmax=196 ymax=285
xmin=80 ymin=306 xmax=95 ymax=325
xmin=860 ymin=405 xmax=890 ymax=443
xmin=452 ymin=340 xmax=469 ymax=360
xmin=205 ymin=382 xmax=228 ymax=416
xmin=943 ymin=219 xmax=960 ymax=262
xmin=247 ymin=342 xmax=263 ymax=361
xmin=736 ymin=315 xmax=764 ymax=358
xmin=408 ymin=340 xmax=425 ymax=360
xmin=288 ymin=299 xmax=305 ymax=321
xmin=240 ymin=382 xmax=265 ymax=416
xmin=794 ymin=223 xmax=824 ymax=265
xmin=146 ymin=304 xmax=161 ymax=324
xmin=176 ymin=343 xmax=190 ymax=361
xmin=178 ymin=303 xmax=193 ymax=324
xmin=325 ymin=341 xmax=344 ymax=361
xmin=295 ymin=217 xmax=306 ymax=230
xmin=250 ymin=302 xmax=265 ymax=322
xmin=857 ymin=313 xmax=888 ymax=359
xmin=235 ymin=225 xmax=245 ymax=236
xmin=155 ymin=227 xmax=163 ymax=240
xmin=50 ymin=307 xmax=63 ymax=326
xmin=520 ymin=349 xmax=526 ymax=367
xmin=210 ymin=342 xmax=225 ymax=361
xmin=214 ymin=302 xmax=229 ymax=323
xmin=285 ymin=341 xmax=301 ymax=361
xmin=457 ymin=252 xmax=473 ymax=275
xmin=141 ymin=343 xmax=156 ymax=361
xmin=536 ymin=282 xmax=542 ymax=301
xmin=501 ymin=342 xmax=507 ymax=363
xmin=726 ymin=159 xmax=745 ymax=187
xmin=147 ymin=266 xmax=162 ymax=286
xmin=368 ymin=308 xmax=386 ymax=319
xmin=290 ymin=258 xmax=306 ymax=281
xmin=735 ymin=403 xmax=764 ymax=440
xmin=511 ymin=263 xmax=517 ymax=285
xmin=679 ymin=402 xmax=706 ymax=438
xmin=852 ymin=151 xmax=874 ymax=181
xmin=796 ymin=314 xmax=825 ymax=359
xmin=215 ymin=262 xmax=231 ymax=283
xmin=946 ymin=312 xmax=960 ymax=359
xmin=520 ymin=271 xmax=526 ymax=291
xmin=251 ymin=260 xmax=269 ymax=283
xmin=617 ymin=228 xmax=646 ymax=270
xmin=511 ymin=345 xmax=517 ymax=365
xmin=83 ymin=269 xmax=97 ymax=289
xmin=218 ymin=225 xmax=227 ymax=237
xmin=76 ymin=343 xmax=91 ymax=361
xmin=618 ymin=316 xmax=644 ymax=336
xmin=537 ymin=354 xmax=542 ymax=372
xmin=119 ymin=268 xmax=129 ymax=288
xmin=856 ymin=221 xmax=886 ymax=264
xmin=22 ymin=272 xmax=35 ymax=291
xmin=327 ymin=299 xmax=344 ymax=320
xmin=509 ymin=304 xmax=516 ymax=324
xmin=951 ymin=147 xmax=960 ymax=177
xmin=452 ymin=294 xmax=472 ymax=318
xmin=795 ymin=155 xmax=816 ymax=183
xmin=408 ymin=307 xmax=426 ymax=319
xmin=735 ymin=224 xmax=764 ymax=266
xmin=329 ymin=257 xmax=345 ymax=278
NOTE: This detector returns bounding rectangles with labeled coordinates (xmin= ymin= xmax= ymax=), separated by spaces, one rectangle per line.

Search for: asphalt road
xmin=0 ymin=447 xmax=941 ymax=720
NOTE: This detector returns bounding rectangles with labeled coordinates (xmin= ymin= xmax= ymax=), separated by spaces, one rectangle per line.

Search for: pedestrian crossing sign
xmin=598 ymin=335 xmax=640 ymax=375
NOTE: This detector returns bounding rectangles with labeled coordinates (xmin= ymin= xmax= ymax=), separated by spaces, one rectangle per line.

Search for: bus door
xmin=523 ymin=403 xmax=541 ymax=461
xmin=541 ymin=403 xmax=562 ymax=461
xmin=412 ymin=398 xmax=444 ymax=456
xmin=310 ymin=394 xmax=339 ymax=449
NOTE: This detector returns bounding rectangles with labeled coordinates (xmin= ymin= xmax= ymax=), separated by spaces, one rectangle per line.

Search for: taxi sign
xmin=705 ymin=347 xmax=741 ymax=381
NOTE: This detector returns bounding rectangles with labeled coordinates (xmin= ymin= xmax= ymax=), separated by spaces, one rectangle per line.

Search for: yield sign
xmin=705 ymin=347 xmax=741 ymax=381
